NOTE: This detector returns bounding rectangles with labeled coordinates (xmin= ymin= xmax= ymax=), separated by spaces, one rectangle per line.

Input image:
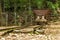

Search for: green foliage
xmin=3 ymin=0 xmax=60 ymax=11
xmin=34 ymin=0 xmax=45 ymax=9
xmin=58 ymin=0 xmax=60 ymax=7
xmin=47 ymin=1 xmax=59 ymax=10
xmin=47 ymin=0 xmax=59 ymax=19
xmin=4 ymin=0 xmax=10 ymax=10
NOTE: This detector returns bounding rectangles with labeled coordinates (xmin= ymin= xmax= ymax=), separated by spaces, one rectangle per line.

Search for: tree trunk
xmin=0 ymin=0 xmax=2 ymax=26
xmin=14 ymin=0 xmax=17 ymax=25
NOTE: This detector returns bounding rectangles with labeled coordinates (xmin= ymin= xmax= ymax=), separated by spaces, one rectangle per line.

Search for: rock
xmin=0 ymin=32 xmax=5 ymax=36
xmin=1 ymin=38 xmax=5 ymax=40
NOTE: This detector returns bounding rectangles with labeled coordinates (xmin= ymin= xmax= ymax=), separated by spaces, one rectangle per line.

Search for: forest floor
xmin=0 ymin=21 xmax=60 ymax=40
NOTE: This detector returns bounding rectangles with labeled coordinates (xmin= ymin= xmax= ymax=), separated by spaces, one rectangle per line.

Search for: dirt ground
xmin=0 ymin=21 xmax=60 ymax=40
xmin=0 ymin=33 xmax=60 ymax=40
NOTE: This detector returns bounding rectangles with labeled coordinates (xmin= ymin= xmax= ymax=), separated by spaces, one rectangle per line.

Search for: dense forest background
xmin=0 ymin=0 xmax=60 ymax=26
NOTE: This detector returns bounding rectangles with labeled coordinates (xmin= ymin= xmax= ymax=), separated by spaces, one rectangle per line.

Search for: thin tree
xmin=0 ymin=0 xmax=2 ymax=26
